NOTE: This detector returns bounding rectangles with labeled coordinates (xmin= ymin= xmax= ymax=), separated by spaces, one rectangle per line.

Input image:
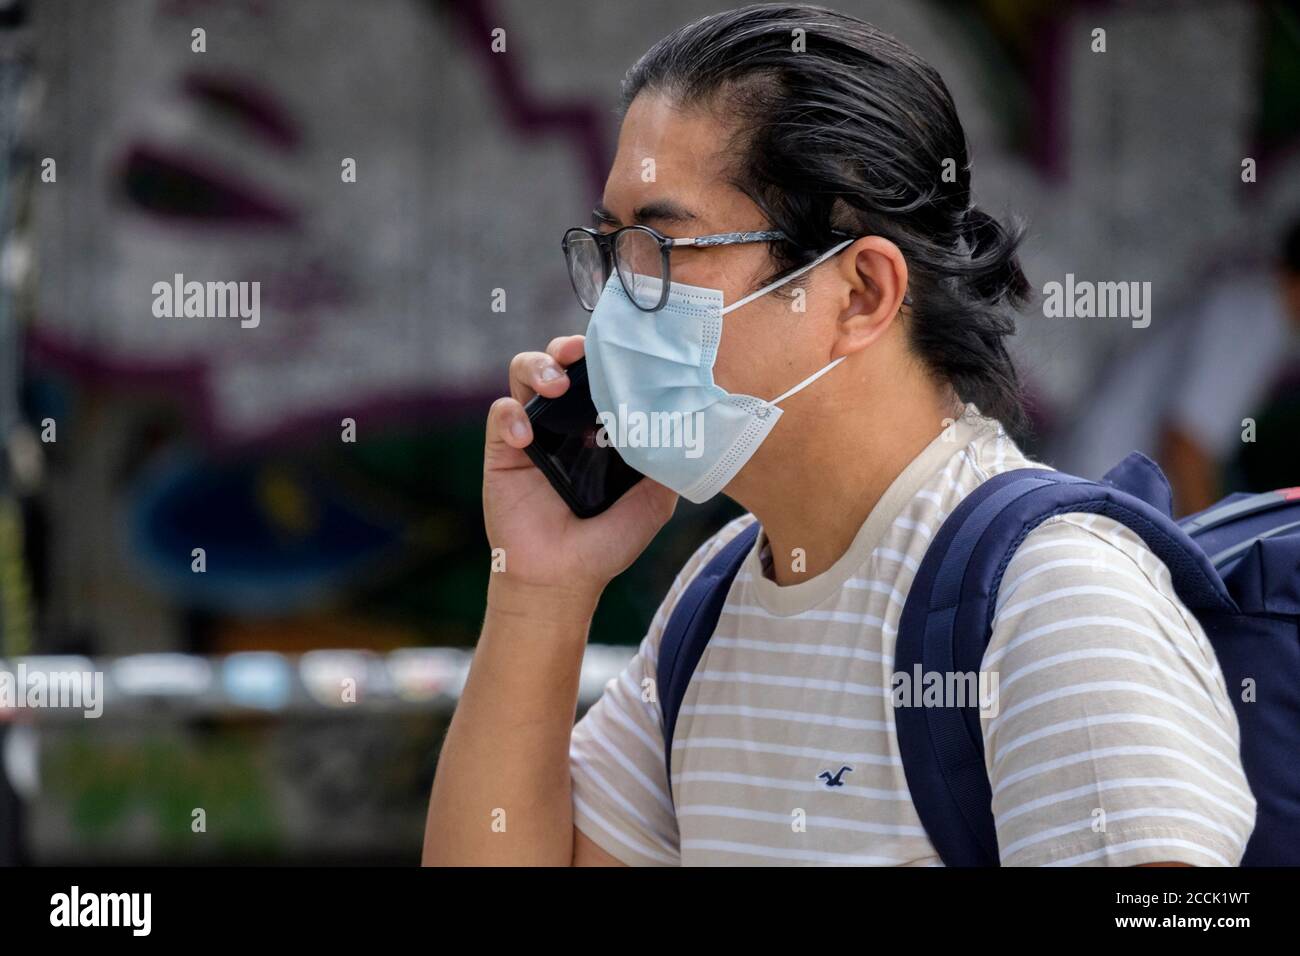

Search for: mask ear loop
xmin=767 ymin=355 xmax=847 ymax=408
xmin=720 ymin=237 xmax=856 ymax=316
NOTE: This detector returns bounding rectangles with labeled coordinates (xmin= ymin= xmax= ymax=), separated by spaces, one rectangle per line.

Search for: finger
xmin=598 ymin=475 xmax=677 ymax=534
xmin=545 ymin=334 xmax=586 ymax=367
xmin=628 ymin=477 xmax=678 ymax=522
xmin=485 ymin=396 xmax=533 ymax=467
xmin=508 ymin=350 xmax=570 ymax=405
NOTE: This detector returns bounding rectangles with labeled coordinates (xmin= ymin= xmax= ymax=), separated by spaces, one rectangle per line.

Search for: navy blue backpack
xmin=656 ymin=452 xmax=1300 ymax=866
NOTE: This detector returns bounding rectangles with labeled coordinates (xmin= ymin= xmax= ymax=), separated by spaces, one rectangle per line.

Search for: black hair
xmin=620 ymin=3 xmax=1031 ymax=430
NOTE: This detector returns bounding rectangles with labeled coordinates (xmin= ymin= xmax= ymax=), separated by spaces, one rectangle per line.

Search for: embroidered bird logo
xmin=818 ymin=765 xmax=853 ymax=787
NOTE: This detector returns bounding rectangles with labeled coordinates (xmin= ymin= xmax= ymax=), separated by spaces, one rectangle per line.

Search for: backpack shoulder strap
xmin=894 ymin=464 xmax=1236 ymax=866
xmin=657 ymin=519 xmax=760 ymax=802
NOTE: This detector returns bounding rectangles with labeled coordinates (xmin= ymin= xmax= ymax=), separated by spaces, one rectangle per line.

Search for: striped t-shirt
xmin=569 ymin=404 xmax=1256 ymax=866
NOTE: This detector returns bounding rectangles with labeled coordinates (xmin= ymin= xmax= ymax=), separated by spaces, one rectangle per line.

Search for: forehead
xmin=602 ymin=92 xmax=758 ymax=231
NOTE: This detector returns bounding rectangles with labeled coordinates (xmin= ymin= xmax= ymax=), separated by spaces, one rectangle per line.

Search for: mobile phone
xmin=522 ymin=357 xmax=644 ymax=518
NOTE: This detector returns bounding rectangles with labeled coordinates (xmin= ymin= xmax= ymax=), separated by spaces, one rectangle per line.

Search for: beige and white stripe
xmin=568 ymin=405 xmax=1256 ymax=866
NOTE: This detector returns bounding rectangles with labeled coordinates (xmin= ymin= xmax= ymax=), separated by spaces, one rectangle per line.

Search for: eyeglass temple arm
xmin=669 ymin=229 xmax=862 ymax=249
xmin=669 ymin=230 xmax=787 ymax=248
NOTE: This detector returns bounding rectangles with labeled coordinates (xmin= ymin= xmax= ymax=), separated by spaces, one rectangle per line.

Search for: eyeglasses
xmin=561 ymin=223 xmax=855 ymax=313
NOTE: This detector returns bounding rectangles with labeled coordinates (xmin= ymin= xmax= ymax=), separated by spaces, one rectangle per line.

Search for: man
xmin=423 ymin=5 xmax=1254 ymax=866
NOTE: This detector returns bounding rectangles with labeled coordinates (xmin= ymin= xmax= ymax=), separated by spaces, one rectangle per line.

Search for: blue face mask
xmin=584 ymin=237 xmax=855 ymax=503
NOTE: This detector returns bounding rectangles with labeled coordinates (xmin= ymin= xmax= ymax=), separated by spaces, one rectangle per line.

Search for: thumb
xmin=485 ymin=397 xmax=534 ymax=472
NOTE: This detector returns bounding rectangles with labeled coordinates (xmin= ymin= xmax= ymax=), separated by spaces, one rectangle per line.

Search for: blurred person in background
xmin=423 ymin=4 xmax=1254 ymax=867
xmin=1050 ymin=216 xmax=1300 ymax=516
xmin=1158 ymin=217 xmax=1300 ymax=514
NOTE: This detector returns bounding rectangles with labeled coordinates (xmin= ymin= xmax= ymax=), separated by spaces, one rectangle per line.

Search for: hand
xmin=483 ymin=335 xmax=677 ymax=601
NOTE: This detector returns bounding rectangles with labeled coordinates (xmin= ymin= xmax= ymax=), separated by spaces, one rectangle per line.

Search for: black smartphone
xmin=522 ymin=357 xmax=644 ymax=518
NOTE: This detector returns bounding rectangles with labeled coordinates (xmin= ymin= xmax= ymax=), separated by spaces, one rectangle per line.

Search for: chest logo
xmin=817 ymin=765 xmax=853 ymax=788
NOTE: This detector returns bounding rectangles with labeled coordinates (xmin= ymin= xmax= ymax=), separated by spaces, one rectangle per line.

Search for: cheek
xmin=711 ymin=315 xmax=748 ymax=393
xmin=672 ymin=248 xmax=764 ymax=298
xmin=712 ymin=299 xmax=812 ymax=395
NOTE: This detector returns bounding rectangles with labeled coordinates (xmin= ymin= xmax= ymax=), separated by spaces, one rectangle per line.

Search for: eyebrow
xmin=592 ymin=199 xmax=698 ymax=228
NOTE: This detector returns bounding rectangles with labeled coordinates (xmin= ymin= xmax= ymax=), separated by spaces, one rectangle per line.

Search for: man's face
xmin=597 ymin=93 xmax=842 ymax=407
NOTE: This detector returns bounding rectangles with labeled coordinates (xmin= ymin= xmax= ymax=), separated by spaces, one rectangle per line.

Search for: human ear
xmin=831 ymin=236 xmax=908 ymax=358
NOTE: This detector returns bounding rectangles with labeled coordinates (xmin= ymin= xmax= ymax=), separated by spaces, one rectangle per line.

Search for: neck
xmin=733 ymin=358 xmax=962 ymax=586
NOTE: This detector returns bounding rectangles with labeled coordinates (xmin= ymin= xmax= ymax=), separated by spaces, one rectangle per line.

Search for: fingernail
xmin=511 ymin=417 xmax=529 ymax=441
xmin=539 ymin=364 xmax=562 ymax=382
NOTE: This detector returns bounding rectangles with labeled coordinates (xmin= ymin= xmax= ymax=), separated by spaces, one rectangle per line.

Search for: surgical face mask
xmin=584 ymin=238 xmax=855 ymax=503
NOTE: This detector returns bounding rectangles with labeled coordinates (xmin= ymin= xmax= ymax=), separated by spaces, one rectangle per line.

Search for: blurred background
xmin=0 ymin=0 xmax=1296 ymax=863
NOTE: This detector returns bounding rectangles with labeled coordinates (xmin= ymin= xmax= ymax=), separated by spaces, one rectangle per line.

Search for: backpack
xmin=656 ymin=451 xmax=1300 ymax=866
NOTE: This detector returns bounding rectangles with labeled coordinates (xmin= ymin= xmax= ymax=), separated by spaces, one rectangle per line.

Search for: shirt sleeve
xmin=981 ymin=512 xmax=1257 ymax=866
xmin=569 ymin=516 xmax=756 ymax=866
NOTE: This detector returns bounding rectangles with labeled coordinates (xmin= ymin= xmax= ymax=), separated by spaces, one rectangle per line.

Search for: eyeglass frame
xmin=561 ymin=223 xmax=859 ymax=313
